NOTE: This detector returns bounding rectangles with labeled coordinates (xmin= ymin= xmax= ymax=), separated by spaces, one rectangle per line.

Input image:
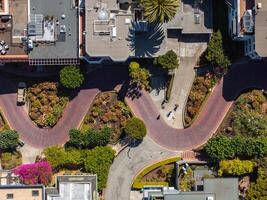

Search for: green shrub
xmin=165 ymin=75 xmax=174 ymax=101
xmin=124 ymin=117 xmax=147 ymax=140
xmin=1 ymin=151 xmax=22 ymax=170
xmin=205 ymin=31 xmax=231 ymax=69
xmin=60 ymin=66 xmax=85 ymax=89
xmin=218 ymin=159 xmax=256 ymax=176
xmin=204 ymin=136 xmax=267 ymax=161
xmin=154 ymin=50 xmax=179 ymax=70
xmin=66 ymin=127 xmax=112 ymax=149
xmin=129 ymin=62 xmax=150 ymax=90
xmin=0 ymin=130 xmax=20 ymax=151
xmin=83 ymin=146 xmax=115 ymax=190
xmin=246 ymin=168 xmax=267 ymax=200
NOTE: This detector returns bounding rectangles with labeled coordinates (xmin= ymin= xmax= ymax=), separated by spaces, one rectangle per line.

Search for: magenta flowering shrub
xmin=13 ymin=161 xmax=52 ymax=185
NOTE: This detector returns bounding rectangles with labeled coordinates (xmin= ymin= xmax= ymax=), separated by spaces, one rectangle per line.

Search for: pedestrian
xmin=174 ymin=104 xmax=179 ymax=111
xmin=157 ymin=115 xmax=160 ymax=120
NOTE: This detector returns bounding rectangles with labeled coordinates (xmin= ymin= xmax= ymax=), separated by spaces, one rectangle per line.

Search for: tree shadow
xmin=127 ymin=22 xmax=165 ymax=57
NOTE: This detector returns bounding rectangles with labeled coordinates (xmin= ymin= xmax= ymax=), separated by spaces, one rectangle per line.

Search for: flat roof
xmin=46 ymin=175 xmax=97 ymax=200
xmin=255 ymin=0 xmax=267 ymax=57
xmin=85 ymin=0 xmax=167 ymax=61
xmin=166 ymin=0 xmax=213 ymax=34
xmin=29 ymin=0 xmax=79 ymax=60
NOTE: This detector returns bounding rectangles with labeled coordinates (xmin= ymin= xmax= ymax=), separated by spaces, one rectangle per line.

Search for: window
xmin=32 ymin=190 xmax=39 ymax=196
xmin=6 ymin=193 xmax=14 ymax=199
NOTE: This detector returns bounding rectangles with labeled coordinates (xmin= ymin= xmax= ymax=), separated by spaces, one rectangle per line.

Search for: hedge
xmin=0 ymin=109 xmax=10 ymax=131
xmin=165 ymin=74 xmax=174 ymax=102
xmin=132 ymin=156 xmax=180 ymax=189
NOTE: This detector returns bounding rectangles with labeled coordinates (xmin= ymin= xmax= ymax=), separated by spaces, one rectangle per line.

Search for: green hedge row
xmin=132 ymin=156 xmax=180 ymax=189
xmin=0 ymin=109 xmax=10 ymax=131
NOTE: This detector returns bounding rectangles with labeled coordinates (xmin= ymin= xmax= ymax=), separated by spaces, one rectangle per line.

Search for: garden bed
xmin=132 ymin=157 xmax=180 ymax=189
xmin=80 ymin=91 xmax=132 ymax=144
xmin=0 ymin=110 xmax=10 ymax=131
xmin=184 ymin=72 xmax=217 ymax=127
xmin=27 ymin=82 xmax=69 ymax=128
xmin=217 ymin=90 xmax=267 ymax=138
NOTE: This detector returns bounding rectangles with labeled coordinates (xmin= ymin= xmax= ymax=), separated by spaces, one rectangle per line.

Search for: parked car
xmin=17 ymin=82 xmax=26 ymax=105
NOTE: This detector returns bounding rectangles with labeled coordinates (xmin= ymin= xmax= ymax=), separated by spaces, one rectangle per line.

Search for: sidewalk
xmin=151 ymin=42 xmax=208 ymax=129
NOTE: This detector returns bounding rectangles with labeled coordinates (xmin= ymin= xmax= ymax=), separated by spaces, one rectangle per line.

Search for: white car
xmin=17 ymin=82 xmax=26 ymax=105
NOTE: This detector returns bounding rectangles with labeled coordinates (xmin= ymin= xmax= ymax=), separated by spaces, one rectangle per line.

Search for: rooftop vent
xmin=97 ymin=9 xmax=108 ymax=20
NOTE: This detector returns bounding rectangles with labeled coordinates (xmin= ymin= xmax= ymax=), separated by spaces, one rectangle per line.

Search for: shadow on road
xmin=222 ymin=61 xmax=267 ymax=101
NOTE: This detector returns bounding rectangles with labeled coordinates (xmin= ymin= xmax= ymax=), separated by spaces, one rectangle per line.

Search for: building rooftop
xmin=255 ymin=0 xmax=267 ymax=57
xmin=146 ymin=178 xmax=239 ymax=200
xmin=166 ymin=0 xmax=213 ymax=34
xmin=0 ymin=184 xmax=44 ymax=200
xmin=28 ymin=0 xmax=79 ymax=64
xmin=84 ymin=0 xmax=167 ymax=62
xmin=46 ymin=175 xmax=97 ymax=200
xmin=0 ymin=0 xmax=28 ymax=62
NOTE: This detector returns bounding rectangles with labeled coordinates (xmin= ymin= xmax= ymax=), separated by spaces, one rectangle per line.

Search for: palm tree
xmin=140 ymin=0 xmax=179 ymax=23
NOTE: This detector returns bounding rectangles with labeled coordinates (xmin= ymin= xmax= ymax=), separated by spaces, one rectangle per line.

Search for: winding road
xmin=0 ymin=62 xmax=267 ymax=149
xmin=0 ymin=61 xmax=267 ymax=199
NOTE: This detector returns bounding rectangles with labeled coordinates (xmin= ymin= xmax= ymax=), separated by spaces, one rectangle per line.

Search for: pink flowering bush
xmin=13 ymin=161 xmax=52 ymax=185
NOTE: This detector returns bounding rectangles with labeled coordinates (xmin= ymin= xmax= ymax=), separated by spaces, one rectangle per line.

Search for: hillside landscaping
xmin=184 ymin=72 xmax=217 ymax=126
xmin=80 ymin=91 xmax=132 ymax=144
xmin=27 ymin=82 xmax=69 ymax=127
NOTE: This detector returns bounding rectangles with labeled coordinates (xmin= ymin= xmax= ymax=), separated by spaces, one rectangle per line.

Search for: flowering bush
xmin=13 ymin=161 xmax=52 ymax=185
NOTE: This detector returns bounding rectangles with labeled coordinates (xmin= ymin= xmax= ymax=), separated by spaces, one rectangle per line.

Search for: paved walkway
xmin=105 ymin=137 xmax=178 ymax=200
xmin=153 ymin=41 xmax=207 ymax=128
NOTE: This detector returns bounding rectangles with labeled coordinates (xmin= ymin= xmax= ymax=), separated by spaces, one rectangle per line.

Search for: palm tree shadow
xmin=127 ymin=22 xmax=165 ymax=57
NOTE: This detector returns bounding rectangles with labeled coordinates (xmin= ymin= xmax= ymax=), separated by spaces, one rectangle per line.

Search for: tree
xmin=204 ymin=135 xmax=235 ymax=161
xmin=218 ymin=159 xmax=256 ymax=176
xmin=246 ymin=168 xmax=267 ymax=200
xmin=66 ymin=127 xmax=112 ymax=149
xmin=0 ymin=130 xmax=20 ymax=151
xmin=154 ymin=50 xmax=179 ymax=70
xmin=13 ymin=161 xmax=52 ymax=185
xmin=43 ymin=146 xmax=66 ymax=169
xmin=66 ymin=129 xmax=88 ymax=149
xmin=205 ymin=31 xmax=230 ymax=70
xmin=140 ymin=0 xmax=179 ymax=23
xmin=60 ymin=66 xmax=84 ymax=89
xmin=83 ymin=146 xmax=115 ymax=190
xmin=86 ymin=126 xmax=111 ymax=148
xmin=129 ymin=62 xmax=150 ymax=90
xmin=124 ymin=117 xmax=147 ymax=140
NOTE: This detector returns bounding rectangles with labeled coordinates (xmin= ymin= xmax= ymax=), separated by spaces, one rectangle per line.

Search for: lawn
xmin=27 ymin=82 xmax=69 ymax=127
xmin=80 ymin=91 xmax=132 ymax=144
